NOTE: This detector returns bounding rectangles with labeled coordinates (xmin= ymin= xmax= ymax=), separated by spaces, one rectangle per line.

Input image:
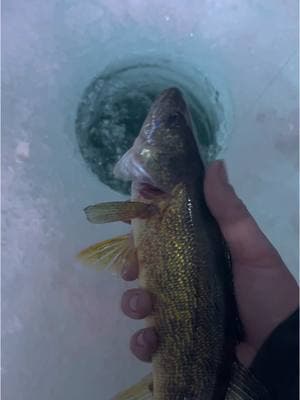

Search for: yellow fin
xmin=84 ymin=201 xmax=156 ymax=224
xmin=111 ymin=373 xmax=153 ymax=400
xmin=77 ymin=234 xmax=135 ymax=273
xmin=226 ymin=361 xmax=270 ymax=399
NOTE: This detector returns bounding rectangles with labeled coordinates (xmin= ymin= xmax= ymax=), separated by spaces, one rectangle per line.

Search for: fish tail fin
xmin=111 ymin=373 xmax=153 ymax=400
xmin=225 ymin=361 xmax=270 ymax=399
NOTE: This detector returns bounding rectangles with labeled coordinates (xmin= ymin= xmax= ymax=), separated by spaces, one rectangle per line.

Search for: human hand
xmin=120 ymin=160 xmax=299 ymax=367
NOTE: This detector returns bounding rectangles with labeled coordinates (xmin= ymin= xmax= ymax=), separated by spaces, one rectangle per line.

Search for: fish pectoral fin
xmin=77 ymin=234 xmax=135 ymax=274
xmin=84 ymin=201 xmax=157 ymax=224
xmin=225 ymin=361 xmax=270 ymax=400
xmin=111 ymin=373 xmax=153 ymax=400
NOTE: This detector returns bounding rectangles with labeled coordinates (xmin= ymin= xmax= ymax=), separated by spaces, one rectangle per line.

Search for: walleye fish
xmin=78 ymin=88 xmax=269 ymax=400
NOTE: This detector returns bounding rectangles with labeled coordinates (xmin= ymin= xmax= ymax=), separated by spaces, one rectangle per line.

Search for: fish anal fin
xmin=111 ymin=373 xmax=153 ymax=400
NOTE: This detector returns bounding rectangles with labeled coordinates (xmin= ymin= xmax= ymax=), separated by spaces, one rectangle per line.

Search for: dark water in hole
xmin=76 ymin=58 xmax=228 ymax=194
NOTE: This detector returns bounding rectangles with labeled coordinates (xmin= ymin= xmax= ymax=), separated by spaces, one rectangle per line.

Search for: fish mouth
xmin=114 ymin=150 xmax=167 ymax=199
xmin=135 ymin=182 xmax=166 ymax=200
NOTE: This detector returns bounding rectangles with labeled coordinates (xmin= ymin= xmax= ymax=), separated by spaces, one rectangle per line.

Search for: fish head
xmin=114 ymin=87 xmax=204 ymax=196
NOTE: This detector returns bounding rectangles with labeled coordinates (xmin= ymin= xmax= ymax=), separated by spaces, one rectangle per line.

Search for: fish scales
xmin=135 ymin=183 xmax=233 ymax=399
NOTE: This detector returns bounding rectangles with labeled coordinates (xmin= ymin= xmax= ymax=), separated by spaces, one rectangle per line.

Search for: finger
xmin=204 ymin=160 xmax=298 ymax=345
xmin=236 ymin=342 xmax=257 ymax=368
xmin=204 ymin=160 xmax=282 ymax=268
xmin=130 ymin=328 xmax=158 ymax=362
xmin=121 ymin=288 xmax=153 ymax=319
xmin=121 ymin=253 xmax=139 ymax=281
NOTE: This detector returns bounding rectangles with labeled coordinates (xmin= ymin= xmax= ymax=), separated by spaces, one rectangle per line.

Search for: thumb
xmin=204 ymin=160 xmax=298 ymax=353
xmin=204 ymin=160 xmax=281 ymax=268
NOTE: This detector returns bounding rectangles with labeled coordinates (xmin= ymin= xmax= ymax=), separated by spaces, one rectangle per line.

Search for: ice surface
xmin=2 ymin=1 xmax=298 ymax=399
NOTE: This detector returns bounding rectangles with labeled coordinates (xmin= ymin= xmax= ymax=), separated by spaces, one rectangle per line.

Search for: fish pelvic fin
xmin=111 ymin=373 xmax=153 ymax=400
xmin=77 ymin=234 xmax=135 ymax=274
xmin=225 ymin=361 xmax=270 ymax=400
xmin=84 ymin=201 xmax=157 ymax=224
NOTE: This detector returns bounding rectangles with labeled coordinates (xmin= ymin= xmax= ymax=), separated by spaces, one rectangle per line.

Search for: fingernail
xmin=136 ymin=330 xmax=146 ymax=346
xmin=121 ymin=264 xmax=132 ymax=280
xmin=136 ymin=329 xmax=157 ymax=347
xmin=122 ymin=260 xmax=138 ymax=281
xmin=143 ymin=328 xmax=157 ymax=347
xmin=217 ymin=160 xmax=228 ymax=184
xmin=129 ymin=292 xmax=139 ymax=313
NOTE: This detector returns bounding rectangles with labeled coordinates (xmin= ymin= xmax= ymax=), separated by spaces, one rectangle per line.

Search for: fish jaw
xmin=114 ymin=87 xmax=204 ymax=194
